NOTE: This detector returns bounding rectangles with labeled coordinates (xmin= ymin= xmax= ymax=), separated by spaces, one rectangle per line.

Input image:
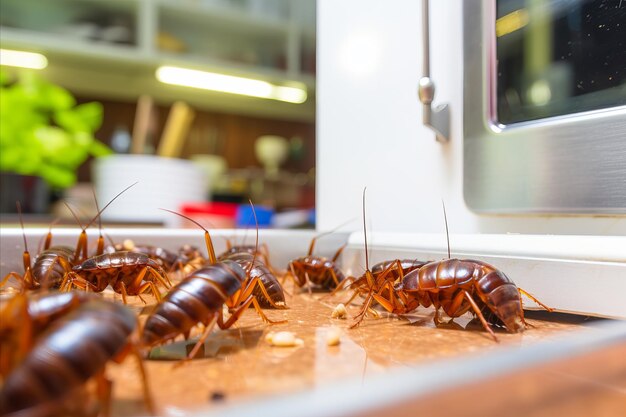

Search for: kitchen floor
xmin=98 ymin=289 xmax=624 ymax=417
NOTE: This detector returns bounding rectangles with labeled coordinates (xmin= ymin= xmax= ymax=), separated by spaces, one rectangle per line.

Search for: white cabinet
xmin=0 ymin=0 xmax=316 ymax=120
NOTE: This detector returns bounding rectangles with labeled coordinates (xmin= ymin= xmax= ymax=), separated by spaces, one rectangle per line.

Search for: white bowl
xmin=93 ymin=155 xmax=208 ymax=222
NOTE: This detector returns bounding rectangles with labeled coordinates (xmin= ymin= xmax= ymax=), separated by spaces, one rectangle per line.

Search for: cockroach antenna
xmin=16 ymin=201 xmax=28 ymax=254
xmin=85 ymin=182 xmax=138 ymax=230
xmin=160 ymin=208 xmax=217 ymax=264
xmin=38 ymin=218 xmax=59 ymax=255
xmin=362 ymin=187 xmax=369 ymax=270
xmin=92 ymin=187 xmax=105 ymax=255
xmin=63 ymin=202 xmax=84 ymax=230
xmin=15 ymin=201 xmax=33 ymax=292
xmin=441 ymin=200 xmax=451 ymax=259
xmin=248 ymin=199 xmax=259 ymax=276
xmin=15 ymin=201 xmax=30 ymax=268
xmin=307 ymin=217 xmax=355 ymax=256
xmin=64 ymin=202 xmax=90 ymax=261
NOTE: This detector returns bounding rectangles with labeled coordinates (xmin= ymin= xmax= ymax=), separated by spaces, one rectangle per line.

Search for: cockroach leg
xmin=452 ymin=290 xmax=499 ymax=342
xmin=518 ymin=288 xmax=553 ymax=312
xmin=185 ymin=315 xmax=219 ymax=361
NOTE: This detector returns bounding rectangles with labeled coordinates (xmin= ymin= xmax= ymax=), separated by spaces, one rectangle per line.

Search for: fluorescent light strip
xmin=0 ymin=49 xmax=48 ymax=69
xmin=155 ymin=66 xmax=307 ymax=104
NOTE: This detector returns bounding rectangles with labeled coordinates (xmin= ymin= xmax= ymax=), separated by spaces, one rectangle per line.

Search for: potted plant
xmin=0 ymin=69 xmax=111 ymax=213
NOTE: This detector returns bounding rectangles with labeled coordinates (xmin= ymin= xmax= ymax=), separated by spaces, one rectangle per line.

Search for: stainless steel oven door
xmin=463 ymin=0 xmax=626 ymax=214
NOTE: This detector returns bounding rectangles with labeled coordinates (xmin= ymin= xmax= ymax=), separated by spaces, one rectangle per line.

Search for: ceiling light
xmin=0 ymin=49 xmax=48 ymax=69
xmin=155 ymin=66 xmax=307 ymax=104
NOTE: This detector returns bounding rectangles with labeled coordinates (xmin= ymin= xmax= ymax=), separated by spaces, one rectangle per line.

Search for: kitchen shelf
xmin=0 ymin=0 xmax=316 ymax=121
xmin=1 ymin=27 xmax=147 ymax=65
xmin=158 ymin=1 xmax=291 ymax=36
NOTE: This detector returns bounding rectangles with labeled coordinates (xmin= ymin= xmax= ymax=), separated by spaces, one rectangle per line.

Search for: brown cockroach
xmin=66 ymin=251 xmax=172 ymax=304
xmin=218 ymin=240 xmax=274 ymax=271
xmin=283 ymin=229 xmax=348 ymax=292
xmin=58 ymin=186 xmax=172 ymax=303
xmin=104 ymin=239 xmax=205 ymax=277
xmin=217 ymin=235 xmax=286 ymax=307
xmin=142 ymin=206 xmax=286 ymax=360
xmin=316 ymin=194 xmax=426 ymax=323
xmin=174 ymin=244 xmax=209 ymax=276
xmin=353 ymin=201 xmax=553 ymax=341
xmin=371 ymin=258 xmax=427 ymax=280
xmin=397 ymin=258 xmax=553 ymax=341
xmin=0 ymin=291 xmax=94 ymax=378
xmin=218 ymin=242 xmax=262 ymax=262
xmin=219 ymin=251 xmax=286 ymax=308
xmin=340 ymin=189 xmax=428 ymax=328
xmin=334 ymin=257 xmax=427 ymax=321
xmin=0 ymin=291 xmax=154 ymax=417
xmin=0 ymin=203 xmax=90 ymax=292
xmin=1 ymin=184 xmax=136 ymax=292
xmin=170 ymin=208 xmax=286 ymax=308
xmin=105 ymin=241 xmax=180 ymax=269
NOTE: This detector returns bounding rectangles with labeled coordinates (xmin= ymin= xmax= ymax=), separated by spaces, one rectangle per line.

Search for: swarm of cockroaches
xmin=0 ymin=186 xmax=553 ymax=416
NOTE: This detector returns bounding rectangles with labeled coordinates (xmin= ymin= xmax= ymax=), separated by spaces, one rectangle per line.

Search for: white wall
xmin=317 ymin=0 xmax=626 ymax=236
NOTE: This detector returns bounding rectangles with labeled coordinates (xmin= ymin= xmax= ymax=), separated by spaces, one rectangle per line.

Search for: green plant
xmin=0 ymin=69 xmax=111 ymax=188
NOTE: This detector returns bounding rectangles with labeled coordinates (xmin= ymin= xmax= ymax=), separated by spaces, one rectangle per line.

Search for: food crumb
xmin=265 ymin=331 xmax=304 ymax=347
xmin=209 ymin=391 xmax=226 ymax=402
xmin=326 ymin=327 xmax=341 ymax=346
xmin=331 ymin=303 xmax=348 ymax=319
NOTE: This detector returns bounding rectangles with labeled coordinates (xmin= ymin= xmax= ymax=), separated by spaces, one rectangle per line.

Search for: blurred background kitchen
xmin=0 ymin=0 xmax=316 ymax=229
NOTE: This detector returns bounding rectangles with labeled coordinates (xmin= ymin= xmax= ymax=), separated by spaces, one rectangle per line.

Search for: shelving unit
xmin=0 ymin=0 xmax=316 ymax=121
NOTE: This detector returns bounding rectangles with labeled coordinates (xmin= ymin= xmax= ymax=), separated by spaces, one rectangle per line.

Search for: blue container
xmin=236 ymin=205 xmax=274 ymax=228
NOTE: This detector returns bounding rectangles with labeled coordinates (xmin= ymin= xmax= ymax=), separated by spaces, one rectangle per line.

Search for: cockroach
xmin=220 ymin=251 xmax=286 ymax=308
xmin=143 ymin=206 xmax=286 ymax=360
xmin=283 ymin=229 xmax=348 ymax=292
xmin=0 ymin=203 xmax=86 ymax=292
xmin=398 ymin=258 xmax=553 ymax=341
xmin=342 ymin=189 xmax=427 ymax=328
xmin=105 ymin=241 xmax=180 ymax=269
xmin=333 ymin=257 xmax=427 ymax=324
xmin=371 ymin=258 xmax=427 ymax=280
xmin=58 ymin=186 xmax=172 ymax=303
xmin=104 ymin=239 xmax=205 ymax=278
xmin=217 ymin=238 xmax=269 ymax=263
xmin=67 ymin=251 xmax=172 ymax=304
xmin=0 ymin=291 xmax=154 ymax=417
xmin=0 ymin=291 xmax=93 ymax=377
xmin=175 ymin=244 xmax=209 ymax=276
xmin=353 ymin=201 xmax=554 ymax=341
xmin=218 ymin=240 xmax=274 ymax=271
xmin=335 ymin=258 xmax=427 ymax=301
xmin=173 ymin=209 xmax=286 ymax=308
xmin=1 ymin=184 xmax=136 ymax=292
xmin=317 ymin=197 xmax=426 ymax=322
xmin=218 ymin=237 xmax=286 ymax=307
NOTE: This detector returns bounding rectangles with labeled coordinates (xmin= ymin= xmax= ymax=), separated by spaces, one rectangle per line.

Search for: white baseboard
xmin=342 ymin=233 xmax=626 ymax=319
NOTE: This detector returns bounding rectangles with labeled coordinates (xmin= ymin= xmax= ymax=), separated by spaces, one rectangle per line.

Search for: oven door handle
xmin=418 ymin=0 xmax=450 ymax=143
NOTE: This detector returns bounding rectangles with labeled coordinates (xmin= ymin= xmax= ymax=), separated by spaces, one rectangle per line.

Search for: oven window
xmin=496 ymin=0 xmax=626 ymax=125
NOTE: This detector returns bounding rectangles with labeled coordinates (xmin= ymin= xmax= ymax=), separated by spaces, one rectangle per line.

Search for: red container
xmin=179 ymin=202 xmax=239 ymax=229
